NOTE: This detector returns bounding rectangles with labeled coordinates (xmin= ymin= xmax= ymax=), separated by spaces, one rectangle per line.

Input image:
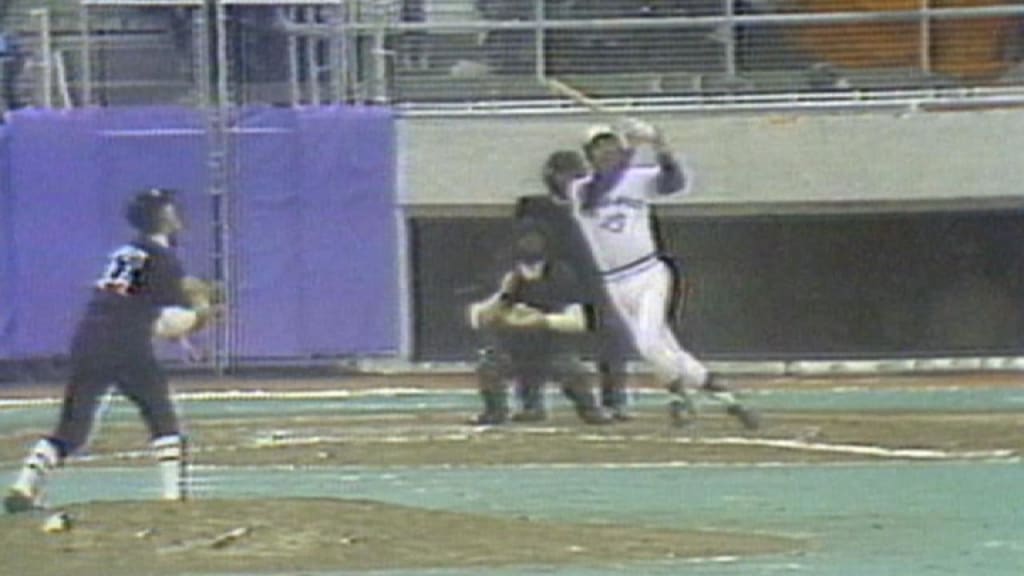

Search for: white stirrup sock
xmin=708 ymin=390 xmax=739 ymax=407
xmin=12 ymin=438 xmax=61 ymax=503
xmin=152 ymin=434 xmax=189 ymax=501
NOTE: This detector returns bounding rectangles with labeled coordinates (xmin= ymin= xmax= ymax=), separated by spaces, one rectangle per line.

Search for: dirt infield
xmin=1 ymin=372 xmax=1022 ymax=574
xmin=0 ymin=499 xmax=799 ymax=576
xmin=2 ymin=404 xmax=1020 ymax=469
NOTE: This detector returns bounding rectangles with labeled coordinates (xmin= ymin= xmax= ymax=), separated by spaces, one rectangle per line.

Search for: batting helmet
xmin=583 ymin=124 xmax=623 ymax=148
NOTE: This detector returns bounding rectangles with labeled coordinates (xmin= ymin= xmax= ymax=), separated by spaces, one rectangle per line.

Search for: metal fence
xmin=1 ymin=2 xmax=1022 ymax=373
xmin=1 ymin=1 xmax=1023 ymax=114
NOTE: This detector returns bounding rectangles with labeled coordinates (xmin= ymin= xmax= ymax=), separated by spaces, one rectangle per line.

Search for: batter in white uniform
xmin=569 ymin=121 xmax=759 ymax=429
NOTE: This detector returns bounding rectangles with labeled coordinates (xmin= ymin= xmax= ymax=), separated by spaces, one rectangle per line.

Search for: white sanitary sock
xmin=11 ymin=438 xmax=61 ymax=503
xmin=152 ymin=434 xmax=189 ymax=501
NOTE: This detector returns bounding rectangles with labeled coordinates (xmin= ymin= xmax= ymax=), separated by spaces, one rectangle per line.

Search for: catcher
xmin=467 ymin=220 xmax=612 ymax=426
xmin=4 ymin=189 xmax=221 ymax=514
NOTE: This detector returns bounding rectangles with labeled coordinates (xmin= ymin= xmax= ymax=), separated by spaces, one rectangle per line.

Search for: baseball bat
xmin=544 ymin=77 xmax=611 ymax=115
xmin=543 ymin=77 xmax=664 ymax=145
xmin=544 ymin=77 xmax=649 ymax=134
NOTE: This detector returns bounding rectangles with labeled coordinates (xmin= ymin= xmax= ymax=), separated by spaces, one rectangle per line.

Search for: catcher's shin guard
xmin=561 ymin=378 xmax=612 ymax=425
xmin=516 ymin=379 xmax=546 ymax=415
xmin=152 ymin=434 xmax=189 ymax=501
xmin=473 ymin=354 xmax=509 ymax=426
xmin=474 ymin=386 xmax=509 ymax=424
xmin=598 ymin=364 xmax=630 ymax=419
xmin=5 ymin=437 xmax=63 ymax=513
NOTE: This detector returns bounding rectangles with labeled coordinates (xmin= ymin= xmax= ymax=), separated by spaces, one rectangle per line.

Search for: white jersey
xmin=570 ymin=163 xmax=689 ymax=276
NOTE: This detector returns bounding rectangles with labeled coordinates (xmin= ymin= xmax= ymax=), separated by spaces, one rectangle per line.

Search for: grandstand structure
xmin=0 ymin=1 xmax=1021 ymax=113
xmin=1 ymin=2 xmax=1023 ymax=375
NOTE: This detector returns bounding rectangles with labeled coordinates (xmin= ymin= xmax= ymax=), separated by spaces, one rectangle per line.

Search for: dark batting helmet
xmin=124 ymin=188 xmax=178 ymax=233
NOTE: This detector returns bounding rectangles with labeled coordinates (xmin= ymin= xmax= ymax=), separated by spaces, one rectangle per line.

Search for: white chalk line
xmin=47 ymin=455 xmax=1022 ymax=478
xmin=676 ymin=436 xmax=1014 ymax=460
xmin=81 ymin=427 xmax=1014 ymax=465
xmin=183 ymin=456 xmax=1022 ymax=475
xmin=254 ymin=430 xmax=1016 ymax=462
xmin=2 ymin=382 xmax=1017 ymax=410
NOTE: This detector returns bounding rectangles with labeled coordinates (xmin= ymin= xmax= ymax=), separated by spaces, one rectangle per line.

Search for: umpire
xmin=4 ymin=189 xmax=214 ymax=513
xmin=515 ymin=150 xmax=635 ymax=420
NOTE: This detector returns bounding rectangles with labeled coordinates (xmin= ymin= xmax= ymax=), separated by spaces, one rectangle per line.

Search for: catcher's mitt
xmin=468 ymin=295 xmax=548 ymax=332
xmin=493 ymin=303 xmax=550 ymax=331
xmin=468 ymin=297 xmax=589 ymax=334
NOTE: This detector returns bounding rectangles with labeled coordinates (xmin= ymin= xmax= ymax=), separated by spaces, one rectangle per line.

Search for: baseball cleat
xmin=702 ymin=374 xmax=731 ymax=393
xmin=470 ymin=412 xmax=508 ymax=426
xmin=609 ymin=407 xmax=633 ymax=422
xmin=3 ymin=488 xmax=40 ymax=514
xmin=601 ymin=388 xmax=631 ymax=421
xmin=578 ymin=407 xmax=614 ymax=425
xmin=668 ymin=399 xmax=696 ymax=428
xmin=510 ymin=409 xmax=548 ymax=423
xmin=727 ymin=404 xmax=761 ymax=431
xmin=41 ymin=511 xmax=73 ymax=533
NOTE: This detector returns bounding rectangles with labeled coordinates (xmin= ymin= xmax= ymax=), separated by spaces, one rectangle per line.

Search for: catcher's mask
xmin=513 ymin=222 xmax=551 ymax=277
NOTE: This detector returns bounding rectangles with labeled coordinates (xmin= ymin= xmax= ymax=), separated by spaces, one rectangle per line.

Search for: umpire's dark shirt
xmin=72 ymin=236 xmax=189 ymax=357
xmin=515 ymin=195 xmax=603 ymax=303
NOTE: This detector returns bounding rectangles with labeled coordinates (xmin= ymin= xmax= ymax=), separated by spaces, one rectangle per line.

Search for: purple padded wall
xmin=7 ymin=108 xmax=213 ymax=358
xmin=233 ymin=106 xmax=397 ymax=357
xmin=0 ymin=126 xmax=10 ymax=358
xmin=8 ymin=110 xmax=105 ymax=357
xmin=2 ymin=106 xmax=397 ymax=361
xmin=92 ymin=108 xmax=214 ymax=360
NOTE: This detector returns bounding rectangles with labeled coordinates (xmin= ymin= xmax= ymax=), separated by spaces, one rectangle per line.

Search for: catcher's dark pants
xmin=476 ymin=347 xmax=589 ymax=417
xmin=51 ymin=336 xmax=179 ymax=458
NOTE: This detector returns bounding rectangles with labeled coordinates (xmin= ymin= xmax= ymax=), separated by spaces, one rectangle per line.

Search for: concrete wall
xmin=400 ymin=107 xmax=1024 ymax=360
xmin=399 ymin=109 xmax=1024 ymax=212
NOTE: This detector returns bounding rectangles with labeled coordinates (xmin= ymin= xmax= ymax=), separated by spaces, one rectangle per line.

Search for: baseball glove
xmin=182 ymin=276 xmax=225 ymax=333
xmin=154 ymin=277 xmax=224 ymax=339
xmin=182 ymin=276 xmax=223 ymax=309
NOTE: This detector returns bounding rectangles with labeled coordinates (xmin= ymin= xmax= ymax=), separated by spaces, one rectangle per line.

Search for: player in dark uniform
xmin=515 ymin=150 xmax=636 ymax=420
xmin=468 ymin=219 xmax=612 ymax=426
xmin=4 ymin=189 xmax=213 ymax=513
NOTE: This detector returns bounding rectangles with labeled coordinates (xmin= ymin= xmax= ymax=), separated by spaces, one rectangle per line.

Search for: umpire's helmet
xmin=542 ymin=149 xmax=586 ymax=198
xmin=125 ymin=188 xmax=178 ymax=233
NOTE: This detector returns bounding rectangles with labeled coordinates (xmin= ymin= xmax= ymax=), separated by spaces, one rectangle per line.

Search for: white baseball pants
xmin=603 ymin=259 xmax=708 ymax=390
